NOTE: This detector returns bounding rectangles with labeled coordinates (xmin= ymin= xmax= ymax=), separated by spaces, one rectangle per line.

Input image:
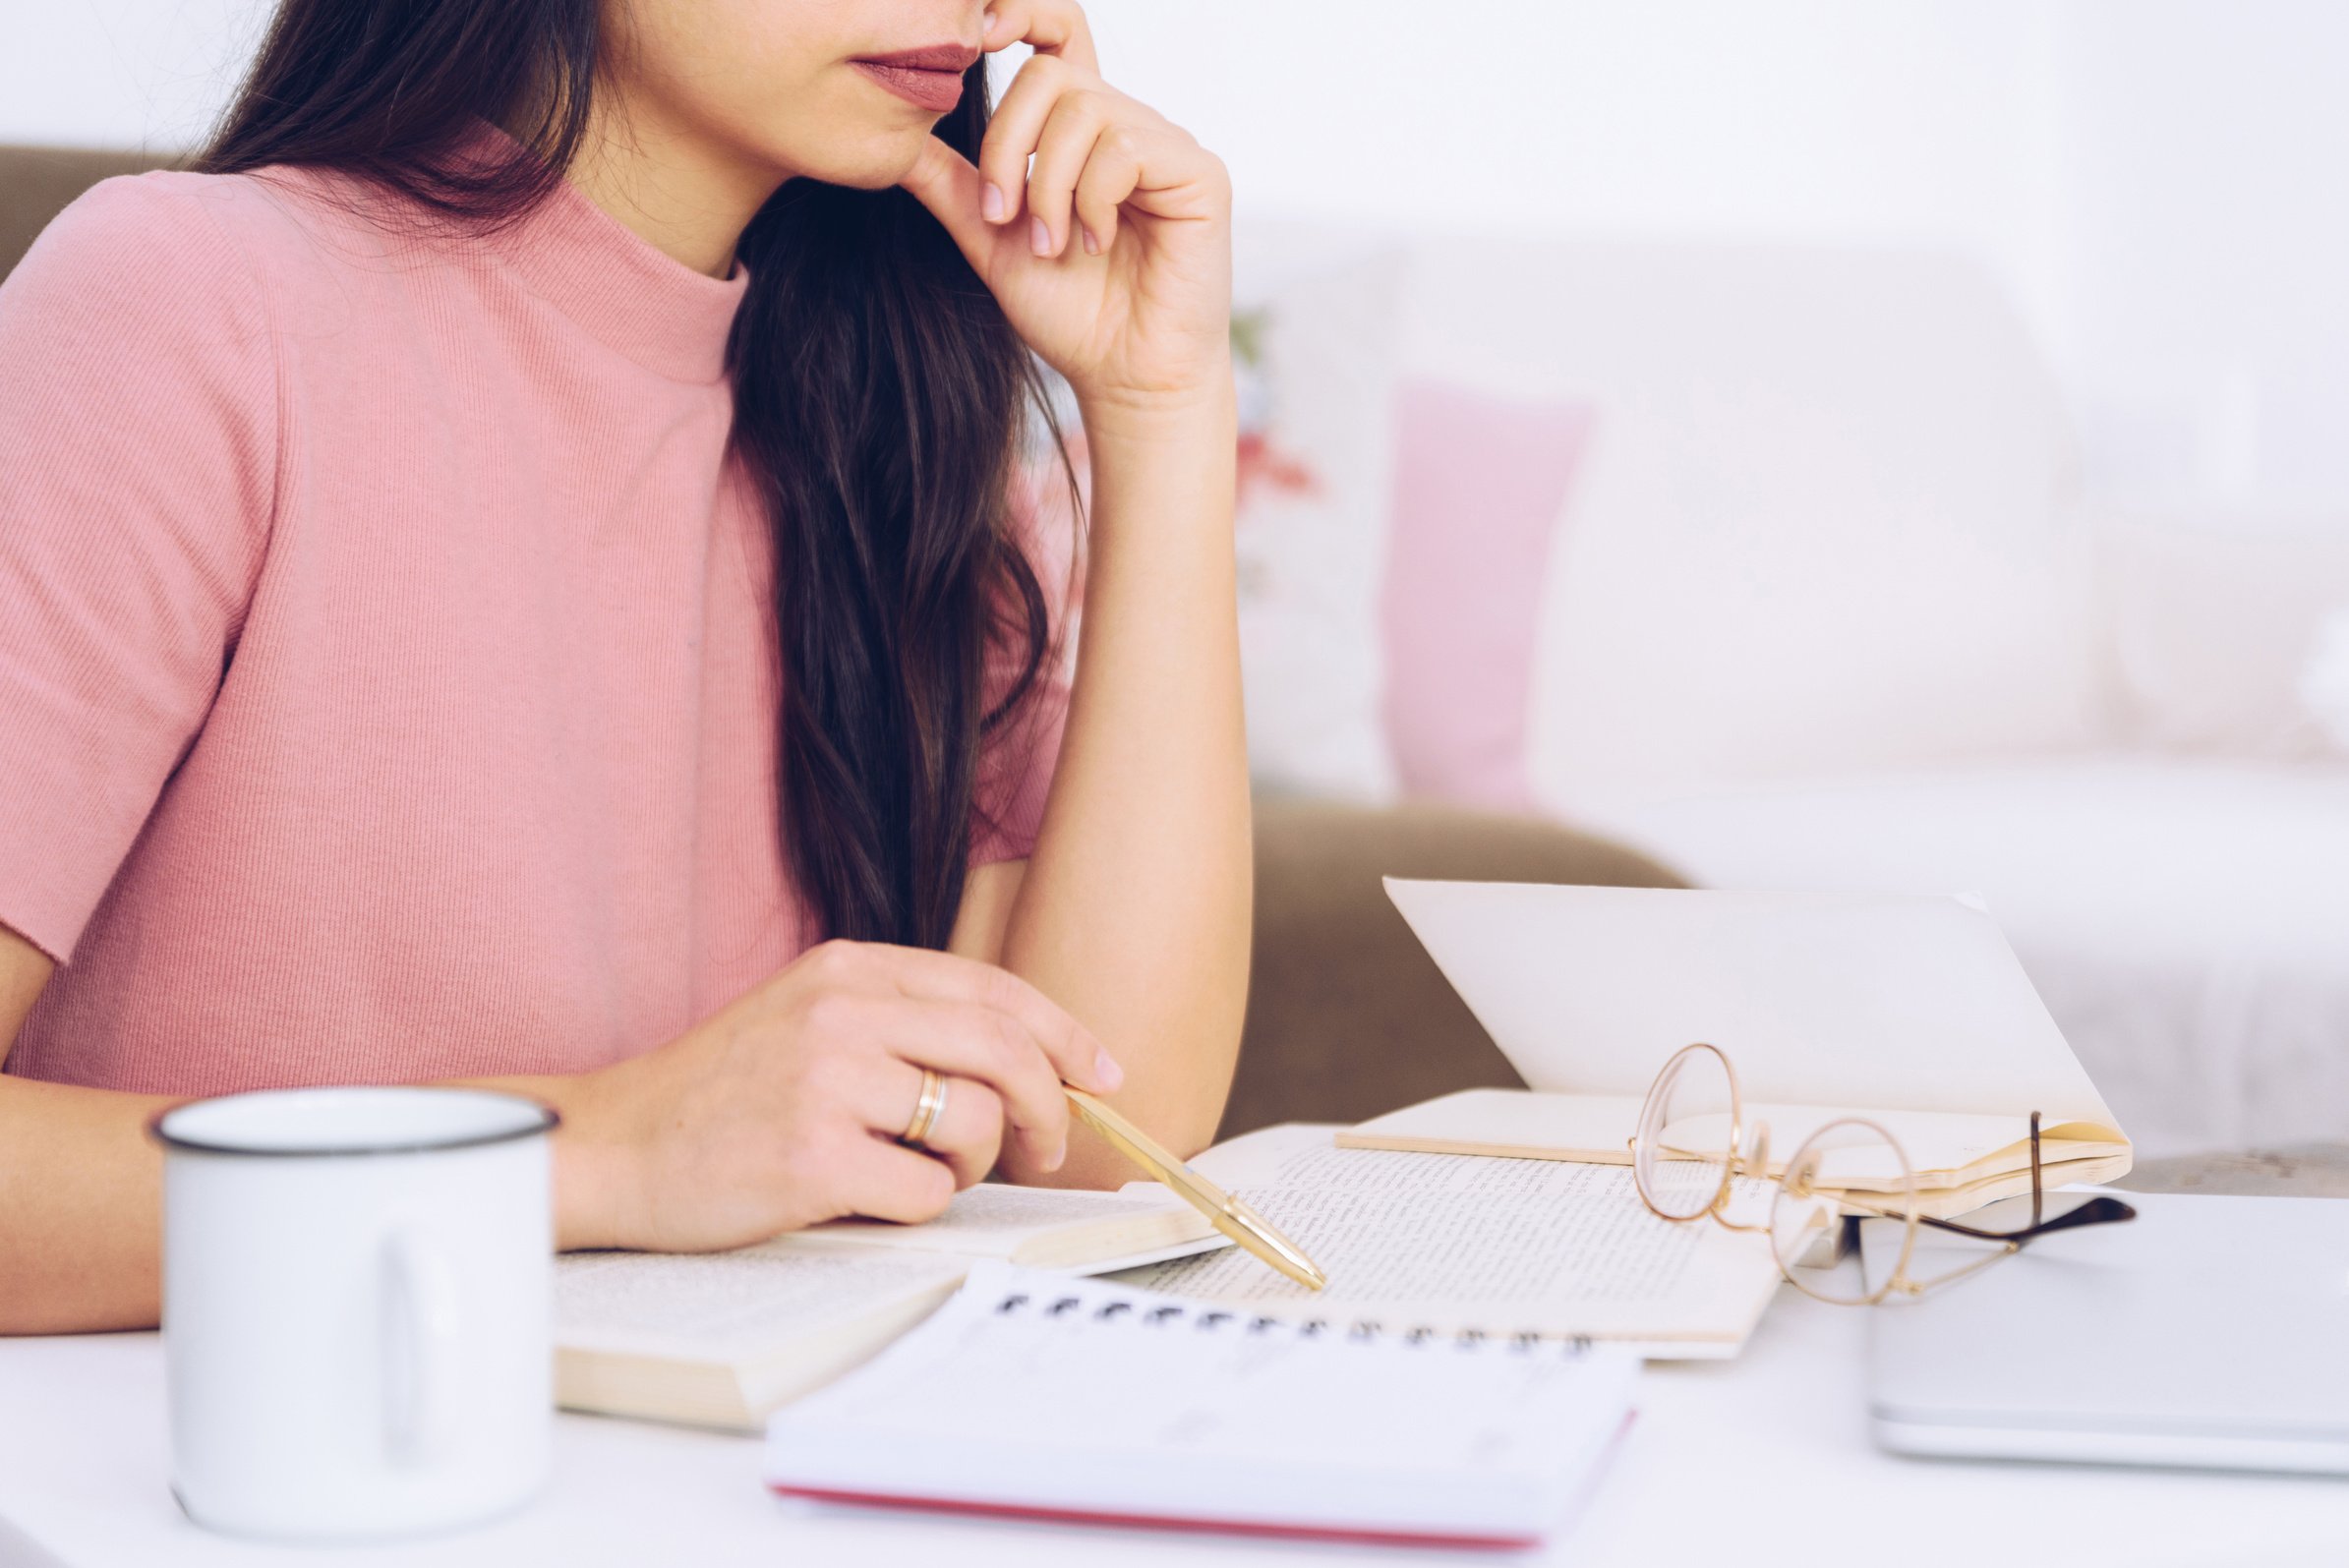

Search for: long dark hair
xmin=199 ymin=0 xmax=1064 ymax=949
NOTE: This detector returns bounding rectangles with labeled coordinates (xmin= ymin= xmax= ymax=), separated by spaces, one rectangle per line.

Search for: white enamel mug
xmin=152 ymin=1086 xmax=558 ymax=1542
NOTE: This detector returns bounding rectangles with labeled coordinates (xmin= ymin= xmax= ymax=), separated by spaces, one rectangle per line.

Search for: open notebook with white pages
xmin=764 ymin=1259 xmax=1640 ymax=1550
xmin=1110 ymin=1123 xmax=1785 ymax=1357
xmin=1355 ymin=880 xmax=2135 ymax=1220
xmin=556 ymin=1184 xmax=1227 ymax=1428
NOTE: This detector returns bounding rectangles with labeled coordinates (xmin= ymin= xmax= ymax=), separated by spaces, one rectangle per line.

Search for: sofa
xmin=0 ymin=145 xmax=1688 ymax=1142
xmin=1234 ymin=217 xmax=2349 ymax=1158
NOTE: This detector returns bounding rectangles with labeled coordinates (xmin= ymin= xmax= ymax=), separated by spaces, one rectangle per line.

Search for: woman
xmin=0 ymin=0 xmax=1247 ymax=1333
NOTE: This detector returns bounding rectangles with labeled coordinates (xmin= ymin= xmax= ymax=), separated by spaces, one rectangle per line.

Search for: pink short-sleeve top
xmin=0 ymin=155 xmax=1068 ymax=1096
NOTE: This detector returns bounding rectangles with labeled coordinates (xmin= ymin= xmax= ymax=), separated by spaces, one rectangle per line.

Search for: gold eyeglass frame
xmin=1627 ymin=1041 xmax=2138 ymax=1306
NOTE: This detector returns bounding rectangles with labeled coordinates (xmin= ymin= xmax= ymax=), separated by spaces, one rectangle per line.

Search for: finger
xmin=874 ymin=1066 xmax=1005 ymax=1189
xmin=917 ymin=1074 xmax=1007 ymax=1189
xmin=834 ymin=1135 xmax=959 ymax=1225
xmin=861 ymin=943 xmax=1120 ymax=1093
xmin=897 ymin=136 xmax=995 ymax=272
xmin=975 ymin=51 xmax=1072 ymax=228
xmin=1103 ymin=125 xmax=1229 ymax=226
xmin=793 ymin=971 xmax=1076 ymax=1167
xmin=1023 ymin=89 xmax=1113 ymax=258
xmin=982 ymin=0 xmax=1100 ymax=75
xmin=1070 ymin=122 xmax=1142 ymax=256
xmin=874 ymin=997 xmax=1072 ymax=1169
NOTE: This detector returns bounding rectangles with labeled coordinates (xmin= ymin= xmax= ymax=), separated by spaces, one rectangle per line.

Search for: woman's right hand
xmin=555 ymin=939 xmax=1123 ymax=1251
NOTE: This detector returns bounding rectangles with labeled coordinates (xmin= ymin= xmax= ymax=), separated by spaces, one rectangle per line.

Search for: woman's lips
xmin=852 ymin=45 xmax=977 ymax=114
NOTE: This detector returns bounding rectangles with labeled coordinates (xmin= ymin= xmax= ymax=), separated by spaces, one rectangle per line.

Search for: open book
xmin=1348 ymin=881 xmax=2134 ymax=1220
xmin=1112 ymin=1124 xmax=1784 ymax=1357
xmin=556 ymin=1184 xmax=1226 ymax=1428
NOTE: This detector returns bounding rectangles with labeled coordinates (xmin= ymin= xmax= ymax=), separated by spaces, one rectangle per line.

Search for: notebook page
xmin=786 ymin=1184 xmax=1198 ymax=1258
xmin=766 ymin=1261 xmax=1639 ymax=1540
xmin=558 ymin=1247 xmax=968 ymax=1363
xmin=1696 ymin=1105 xmax=2128 ymax=1187
xmin=1384 ymin=880 xmax=2123 ymax=1132
xmin=1350 ymin=1091 xmax=2129 ymax=1193
xmin=1117 ymin=1127 xmax=1781 ymax=1344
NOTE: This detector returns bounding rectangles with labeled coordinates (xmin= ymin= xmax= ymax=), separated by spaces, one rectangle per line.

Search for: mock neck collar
xmin=469 ymin=121 xmax=750 ymax=385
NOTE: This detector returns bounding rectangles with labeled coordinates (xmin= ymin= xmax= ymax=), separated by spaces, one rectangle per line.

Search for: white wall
xmin=2054 ymin=0 xmax=2349 ymax=508
xmin=0 ymin=0 xmax=262 ymax=152
xmin=6 ymin=0 xmax=2344 ymax=510
xmin=1086 ymin=0 xmax=2347 ymax=513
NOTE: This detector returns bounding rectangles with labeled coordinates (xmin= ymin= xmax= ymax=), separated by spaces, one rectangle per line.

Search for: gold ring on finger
xmin=901 ymin=1068 xmax=950 ymax=1151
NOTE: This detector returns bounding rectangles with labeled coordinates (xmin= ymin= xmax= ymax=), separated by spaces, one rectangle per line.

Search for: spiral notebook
xmin=764 ymin=1260 xmax=1640 ymax=1549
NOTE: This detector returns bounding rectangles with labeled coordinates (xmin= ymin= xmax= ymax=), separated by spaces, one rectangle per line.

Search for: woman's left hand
xmin=898 ymin=0 xmax=1232 ymax=415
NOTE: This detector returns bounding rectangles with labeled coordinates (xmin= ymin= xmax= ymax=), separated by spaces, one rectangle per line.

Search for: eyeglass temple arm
xmin=1909 ymin=1112 xmax=2139 ymax=1245
xmin=2031 ymin=1111 xmax=2043 ymax=1229
xmin=1920 ymin=1193 xmax=2137 ymax=1245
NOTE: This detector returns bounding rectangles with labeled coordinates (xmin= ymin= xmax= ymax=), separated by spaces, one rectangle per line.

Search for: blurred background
xmin=4 ymin=2 xmax=2344 ymax=1155
xmin=17 ymin=0 xmax=2349 ymax=511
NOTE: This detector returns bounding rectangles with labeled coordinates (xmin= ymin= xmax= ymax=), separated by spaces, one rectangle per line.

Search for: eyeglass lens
xmin=1633 ymin=1044 xmax=1738 ymax=1223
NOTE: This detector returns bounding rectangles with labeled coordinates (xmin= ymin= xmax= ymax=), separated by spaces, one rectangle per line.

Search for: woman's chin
xmin=782 ymin=125 xmax=947 ymax=193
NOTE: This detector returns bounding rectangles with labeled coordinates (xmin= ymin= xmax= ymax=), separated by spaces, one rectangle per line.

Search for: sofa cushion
xmin=2306 ymin=609 xmax=2349 ymax=755
xmin=2101 ymin=512 xmax=2349 ymax=758
xmin=1380 ymin=378 xmax=1595 ymax=810
xmin=1593 ymin=758 xmax=2349 ymax=1155
xmin=1392 ymin=239 xmax=2106 ymax=810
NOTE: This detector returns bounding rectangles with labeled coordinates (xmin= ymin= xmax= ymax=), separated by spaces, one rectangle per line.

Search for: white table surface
xmin=4 ymin=1283 xmax=2344 ymax=1568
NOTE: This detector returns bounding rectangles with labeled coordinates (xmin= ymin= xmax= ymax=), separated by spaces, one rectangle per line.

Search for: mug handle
xmin=381 ymin=1227 xmax=460 ymax=1466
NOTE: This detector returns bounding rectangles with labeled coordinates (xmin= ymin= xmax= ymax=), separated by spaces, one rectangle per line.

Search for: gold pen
xmin=1065 ymin=1087 xmax=1327 ymax=1292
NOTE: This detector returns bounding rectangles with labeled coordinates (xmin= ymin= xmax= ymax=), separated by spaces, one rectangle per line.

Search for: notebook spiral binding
xmin=992 ymin=1291 xmax=1595 ymax=1357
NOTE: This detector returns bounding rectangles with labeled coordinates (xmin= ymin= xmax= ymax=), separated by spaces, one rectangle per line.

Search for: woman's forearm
xmin=1 ymin=953 xmax=1117 ymax=1334
xmin=0 ymin=934 xmax=177 ymax=1334
xmin=0 ymin=1074 xmax=177 ymax=1332
xmin=0 ymin=1063 xmax=623 ymax=1333
xmin=997 ymin=377 xmax=1250 ymax=1184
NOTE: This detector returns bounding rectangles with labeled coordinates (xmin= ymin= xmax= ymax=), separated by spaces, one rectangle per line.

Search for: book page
xmin=1343 ymin=1088 xmax=1643 ymax=1163
xmin=557 ymin=1247 xmax=968 ymax=1363
xmin=1710 ymin=1105 xmax=2129 ymax=1188
xmin=1344 ymin=1092 xmax=2130 ymax=1193
xmin=783 ymin=1183 xmax=1194 ymax=1259
xmin=1383 ymin=879 xmax=2124 ymax=1134
xmin=1115 ymin=1127 xmax=1781 ymax=1344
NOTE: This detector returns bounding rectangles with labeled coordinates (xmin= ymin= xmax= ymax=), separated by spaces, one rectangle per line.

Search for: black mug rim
xmin=148 ymin=1085 xmax=561 ymax=1160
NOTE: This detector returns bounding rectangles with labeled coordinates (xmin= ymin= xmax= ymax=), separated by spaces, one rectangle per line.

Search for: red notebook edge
xmin=766 ymin=1409 xmax=1639 ymax=1552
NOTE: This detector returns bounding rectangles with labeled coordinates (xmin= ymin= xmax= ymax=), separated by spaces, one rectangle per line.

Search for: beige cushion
xmin=1225 ymin=796 xmax=1686 ymax=1138
xmin=0 ymin=145 xmax=178 ymax=283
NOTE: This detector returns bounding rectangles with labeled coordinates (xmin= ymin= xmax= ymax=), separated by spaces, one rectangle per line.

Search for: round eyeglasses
xmin=1628 ymin=1042 xmax=2137 ymax=1305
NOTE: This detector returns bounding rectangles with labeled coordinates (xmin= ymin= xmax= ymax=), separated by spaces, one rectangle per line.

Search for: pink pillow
xmin=1380 ymin=379 xmax=1597 ymax=809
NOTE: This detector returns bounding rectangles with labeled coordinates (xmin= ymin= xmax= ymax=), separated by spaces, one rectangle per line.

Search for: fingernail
xmin=1092 ymin=1045 xmax=1125 ymax=1092
xmin=982 ymin=182 xmax=1006 ymax=223
xmin=1046 ymin=1142 xmax=1066 ymax=1173
xmin=983 ymin=9 xmax=999 ymax=37
xmin=1081 ymin=226 xmax=1100 ymax=256
xmin=1029 ymin=215 xmax=1052 ymax=257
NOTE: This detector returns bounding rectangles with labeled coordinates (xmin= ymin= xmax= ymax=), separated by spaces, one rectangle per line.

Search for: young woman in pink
xmin=0 ymin=0 xmax=1246 ymax=1332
